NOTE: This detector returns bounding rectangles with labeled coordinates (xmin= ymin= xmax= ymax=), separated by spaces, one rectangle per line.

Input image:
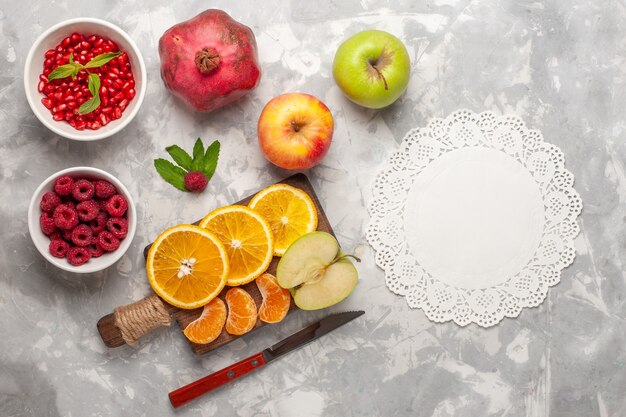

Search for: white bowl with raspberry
xmin=24 ymin=18 xmax=146 ymax=141
xmin=28 ymin=167 xmax=137 ymax=273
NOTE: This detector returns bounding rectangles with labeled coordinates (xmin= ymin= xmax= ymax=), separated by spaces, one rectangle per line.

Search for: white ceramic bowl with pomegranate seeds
xmin=24 ymin=18 xmax=146 ymax=141
xmin=28 ymin=167 xmax=137 ymax=273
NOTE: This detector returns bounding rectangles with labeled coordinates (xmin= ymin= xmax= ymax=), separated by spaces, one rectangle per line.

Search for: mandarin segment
xmin=248 ymin=184 xmax=318 ymax=256
xmin=183 ymin=298 xmax=227 ymax=344
xmin=146 ymin=225 xmax=229 ymax=309
xmin=199 ymin=205 xmax=274 ymax=286
xmin=225 ymin=287 xmax=258 ymax=335
xmin=256 ymin=273 xmax=291 ymax=323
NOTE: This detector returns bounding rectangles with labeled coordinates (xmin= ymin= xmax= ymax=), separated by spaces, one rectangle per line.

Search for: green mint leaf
xmin=202 ymin=140 xmax=220 ymax=181
xmin=47 ymin=62 xmax=83 ymax=81
xmin=77 ymin=95 xmax=101 ymax=115
xmin=84 ymin=52 xmax=123 ymax=69
xmin=166 ymin=145 xmax=193 ymax=170
xmin=69 ymin=52 xmax=74 ymax=64
xmin=76 ymin=73 xmax=101 ymax=115
xmin=154 ymin=159 xmax=188 ymax=191
xmin=87 ymin=73 xmax=100 ymax=97
xmin=191 ymin=138 xmax=205 ymax=171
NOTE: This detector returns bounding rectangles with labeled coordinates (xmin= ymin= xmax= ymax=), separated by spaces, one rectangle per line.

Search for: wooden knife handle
xmin=169 ymin=352 xmax=268 ymax=408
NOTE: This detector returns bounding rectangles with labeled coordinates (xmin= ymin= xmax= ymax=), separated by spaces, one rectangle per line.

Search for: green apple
xmin=276 ymin=232 xmax=359 ymax=310
xmin=332 ymin=30 xmax=410 ymax=109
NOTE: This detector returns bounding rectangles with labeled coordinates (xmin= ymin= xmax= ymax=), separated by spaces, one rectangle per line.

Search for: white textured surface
xmin=1 ymin=1 xmax=626 ymax=416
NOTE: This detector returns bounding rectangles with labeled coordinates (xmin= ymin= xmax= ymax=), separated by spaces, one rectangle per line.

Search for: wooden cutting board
xmin=97 ymin=173 xmax=335 ymax=355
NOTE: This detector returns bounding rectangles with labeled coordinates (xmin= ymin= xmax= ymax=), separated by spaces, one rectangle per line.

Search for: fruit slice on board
xmin=146 ymin=225 xmax=229 ymax=310
xmin=225 ymin=288 xmax=258 ymax=335
xmin=199 ymin=205 xmax=274 ymax=286
xmin=248 ymin=184 xmax=318 ymax=256
xmin=256 ymin=273 xmax=291 ymax=323
xmin=183 ymin=297 xmax=227 ymax=344
xmin=277 ymin=231 xmax=359 ymax=310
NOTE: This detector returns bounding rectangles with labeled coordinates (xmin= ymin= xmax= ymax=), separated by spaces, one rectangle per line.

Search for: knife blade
xmin=168 ymin=310 xmax=365 ymax=408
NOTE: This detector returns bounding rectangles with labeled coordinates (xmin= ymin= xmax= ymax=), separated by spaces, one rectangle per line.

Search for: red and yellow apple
xmin=257 ymin=93 xmax=333 ymax=170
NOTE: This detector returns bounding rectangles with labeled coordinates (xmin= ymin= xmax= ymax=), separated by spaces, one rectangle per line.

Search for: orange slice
xmin=225 ymin=288 xmax=257 ymax=335
xmin=183 ymin=298 xmax=227 ymax=344
xmin=248 ymin=184 xmax=318 ymax=256
xmin=146 ymin=225 xmax=229 ymax=309
xmin=199 ymin=205 xmax=274 ymax=286
xmin=256 ymin=273 xmax=291 ymax=323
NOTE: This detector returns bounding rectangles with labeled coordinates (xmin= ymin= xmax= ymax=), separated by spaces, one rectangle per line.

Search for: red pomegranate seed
xmin=41 ymin=98 xmax=53 ymax=109
xmin=64 ymin=95 xmax=75 ymax=102
xmin=100 ymin=106 xmax=112 ymax=114
xmin=62 ymin=37 xmax=71 ymax=47
xmin=113 ymin=107 xmax=122 ymax=119
xmin=67 ymin=101 xmax=77 ymax=110
xmin=118 ymin=99 xmax=128 ymax=109
xmin=45 ymin=49 xmax=55 ymax=58
xmin=87 ymin=35 xmax=96 ymax=42
xmin=75 ymin=120 xmax=86 ymax=130
xmin=53 ymin=113 xmax=64 ymax=121
xmin=125 ymin=88 xmax=135 ymax=99
xmin=70 ymin=33 xmax=80 ymax=42
xmin=38 ymin=81 xmax=45 ymax=93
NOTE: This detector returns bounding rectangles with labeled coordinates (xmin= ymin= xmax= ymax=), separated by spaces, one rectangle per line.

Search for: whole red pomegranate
xmin=158 ymin=9 xmax=261 ymax=112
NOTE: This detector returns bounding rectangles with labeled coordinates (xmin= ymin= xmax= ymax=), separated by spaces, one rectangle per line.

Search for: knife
xmin=168 ymin=310 xmax=365 ymax=408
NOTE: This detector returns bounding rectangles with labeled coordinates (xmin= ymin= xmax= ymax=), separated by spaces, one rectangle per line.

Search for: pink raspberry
xmin=49 ymin=239 xmax=70 ymax=258
xmin=54 ymin=176 xmax=74 ymax=196
xmin=106 ymin=217 xmax=128 ymax=239
xmin=76 ymin=200 xmax=100 ymax=221
xmin=40 ymin=192 xmax=62 ymax=213
xmin=53 ymin=204 xmax=79 ymax=230
xmin=64 ymin=201 xmax=76 ymax=211
xmin=48 ymin=231 xmax=62 ymax=241
xmin=71 ymin=224 xmax=93 ymax=247
xmin=67 ymin=246 xmax=91 ymax=266
xmin=90 ymin=211 xmax=108 ymax=234
xmin=105 ymin=195 xmax=128 ymax=217
xmin=97 ymin=231 xmax=120 ymax=252
xmin=184 ymin=171 xmax=208 ymax=192
xmin=40 ymin=212 xmax=57 ymax=235
xmin=96 ymin=199 xmax=108 ymax=211
xmin=72 ymin=179 xmax=95 ymax=201
xmin=88 ymin=239 xmax=105 ymax=258
xmin=95 ymin=180 xmax=117 ymax=199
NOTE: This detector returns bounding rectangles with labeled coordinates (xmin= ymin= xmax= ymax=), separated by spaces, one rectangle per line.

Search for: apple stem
xmin=290 ymin=120 xmax=301 ymax=132
xmin=373 ymin=66 xmax=388 ymax=90
xmin=332 ymin=253 xmax=361 ymax=264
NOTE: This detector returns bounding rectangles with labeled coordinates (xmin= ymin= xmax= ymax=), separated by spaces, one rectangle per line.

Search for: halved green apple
xmin=276 ymin=231 xmax=359 ymax=310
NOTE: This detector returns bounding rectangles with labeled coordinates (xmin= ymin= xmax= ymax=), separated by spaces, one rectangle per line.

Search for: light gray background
xmin=1 ymin=1 xmax=625 ymax=416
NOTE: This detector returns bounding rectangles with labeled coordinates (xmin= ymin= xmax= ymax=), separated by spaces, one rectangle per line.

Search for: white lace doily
xmin=366 ymin=110 xmax=582 ymax=327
